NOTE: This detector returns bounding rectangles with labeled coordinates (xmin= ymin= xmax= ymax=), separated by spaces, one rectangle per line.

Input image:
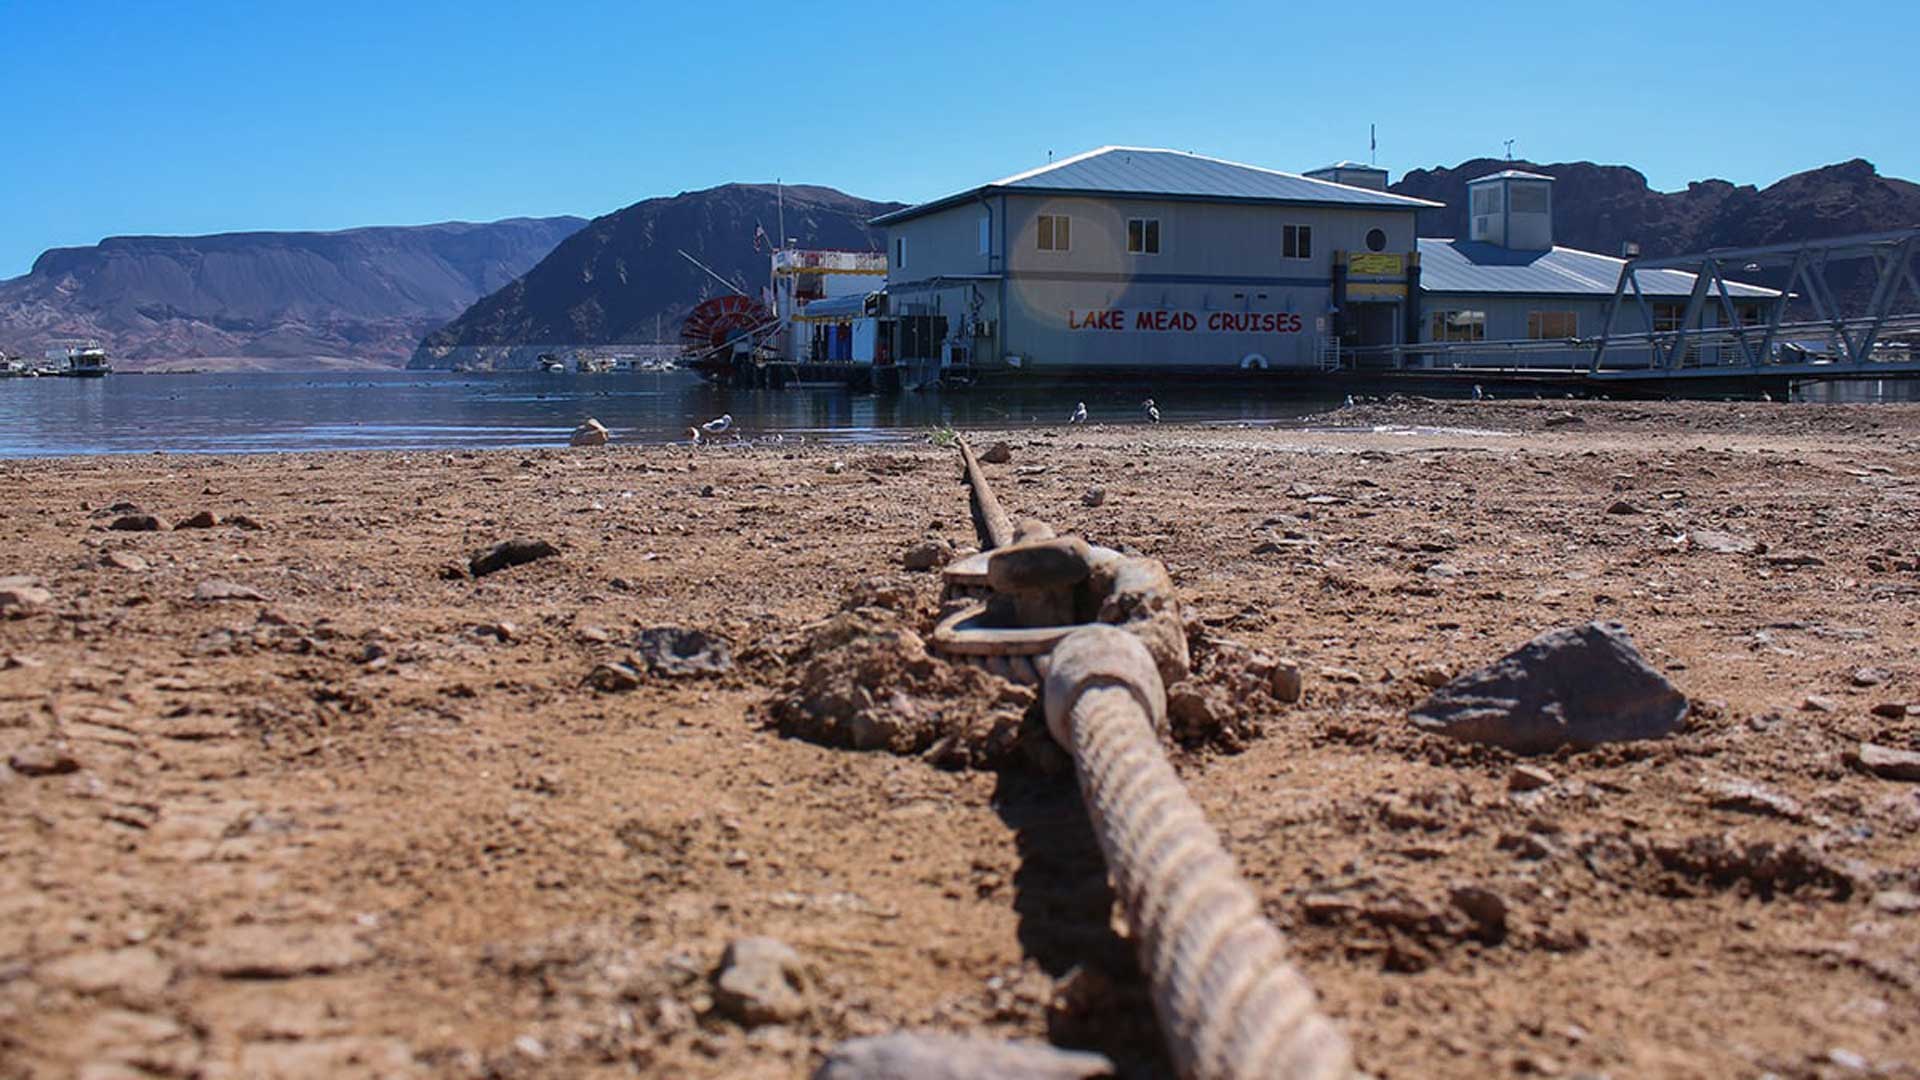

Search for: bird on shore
xmin=1343 ymin=394 xmax=1355 ymax=408
xmin=1143 ymin=398 xmax=1160 ymax=423
xmin=687 ymin=426 xmax=703 ymax=445
xmin=701 ymin=413 xmax=733 ymax=435
xmin=1068 ymin=402 xmax=1088 ymax=425
xmin=1472 ymin=384 xmax=1484 ymax=401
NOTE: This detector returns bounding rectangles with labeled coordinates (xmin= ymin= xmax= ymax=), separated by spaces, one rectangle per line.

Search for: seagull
xmin=1471 ymin=384 xmax=1484 ymax=401
xmin=701 ymin=413 xmax=733 ymax=435
xmin=1343 ymin=394 xmax=1355 ymax=408
xmin=1068 ymin=402 xmax=1088 ymax=425
xmin=1143 ymin=398 xmax=1160 ymax=423
xmin=687 ymin=426 xmax=704 ymax=445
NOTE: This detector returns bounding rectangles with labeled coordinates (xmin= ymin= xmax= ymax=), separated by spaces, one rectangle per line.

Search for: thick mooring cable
xmin=957 ymin=436 xmax=1014 ymax=551
xmin=1045 ymin=627 xmax=1355 ymax=1080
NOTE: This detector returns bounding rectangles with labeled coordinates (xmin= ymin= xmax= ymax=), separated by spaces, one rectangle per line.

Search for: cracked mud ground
xmin=2 ymin=399 xmax=1918 ymax=1078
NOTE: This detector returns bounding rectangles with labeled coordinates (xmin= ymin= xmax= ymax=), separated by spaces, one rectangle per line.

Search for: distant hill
xmin=1390 ymin=157 xmax=1920 ymax=258
xmin=410 ymin=184 xmax=901 ymax=370
xmin=0 ymin=217 xmax=584 ymax=369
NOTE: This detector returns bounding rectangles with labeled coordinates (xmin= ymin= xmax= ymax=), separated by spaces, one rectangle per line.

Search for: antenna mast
xmin=1504 ymin=139 xmax=1516 ymax=162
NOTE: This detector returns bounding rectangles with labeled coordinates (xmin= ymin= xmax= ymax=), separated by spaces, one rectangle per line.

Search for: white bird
xmin=1343 ymin=393 xmax=1355 ymax=408
xmin=701 ymin=413 xmax=733 ymax=435
xmin=1471 ymin=384 xmax=1484 ymax=401
xmin=687 ymin=426 xmax=703 ymax=445
xmin=1068 ymin=402 xmax=1088 ymax=425
xmin=1143 ymin=398 xmax=1160 ymax=423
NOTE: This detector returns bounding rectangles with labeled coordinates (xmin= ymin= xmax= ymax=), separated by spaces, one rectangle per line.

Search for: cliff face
xmin=1390 ymin=157 xmax=1920 ymax=258
xmin=410 ymin=184 xmax=901 ymax=369
xmin=0 ymin=216 xmax=584 ymax=368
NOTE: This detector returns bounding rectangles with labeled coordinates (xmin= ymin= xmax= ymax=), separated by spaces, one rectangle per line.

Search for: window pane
xmin=1283 ymin=225 xmax=1296 ymax=259
xmin=1299 ymin=226 xmax=1312 ymax=260
xmin=1057 ymin=217 xmax=1069 ymax=251
xmin=1038 ymin=216 xmax=1053 ymax=251
xmin=1128 ymin=219 xmax=1143 ymax=252
xmin=1145 ymin=220 xmax=1159 ymax=254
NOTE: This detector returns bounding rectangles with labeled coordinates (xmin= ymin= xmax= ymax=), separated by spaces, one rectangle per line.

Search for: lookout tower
xmin=1467 ymin=170 xmax=1554 ymax=250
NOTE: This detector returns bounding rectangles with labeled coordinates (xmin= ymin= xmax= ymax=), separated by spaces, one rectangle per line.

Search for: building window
xmin=1037 ymin=214 xmax=1070 ymax=252
xmin=1510 ymin=184 xmax=1550 ymax=214
xmin=1283 ymin=224 xmax=1312 ymax=260
xmin=1127 ymin=218 xmax=1161 ymax=255
xmin=1528 ymin=311 xmax=1577 ymax=339
xmin=1736 ymin=301 xmax=1770 ymax=327
xmin=1472 ymin=186 xmax=1500 ymax=215
xmin=1430 ymin=310 xmax=1486 ymax=342
xmin=893 ymin=236 xmax=906 ymax=269
xmin=1365 ymin=228 xmax=1387 ymax=253
xmin=978 ymin=216 xmax=991 ymax=256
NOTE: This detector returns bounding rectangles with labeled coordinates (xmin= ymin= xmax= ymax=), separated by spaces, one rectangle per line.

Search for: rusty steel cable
xmin=1044 ymin=627 xmax=1355 ymax=1080
xmin=956 ymin=436 xmax=1013 ymax=551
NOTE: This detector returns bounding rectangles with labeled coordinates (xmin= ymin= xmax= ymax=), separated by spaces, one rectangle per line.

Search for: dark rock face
xmin=0 ymin=217 xmax=583 ymax=367
xmin=411 ymin=184 xmax=902 ymax=370
xmin=1410 ymin=622 xmax=1688 ymax=754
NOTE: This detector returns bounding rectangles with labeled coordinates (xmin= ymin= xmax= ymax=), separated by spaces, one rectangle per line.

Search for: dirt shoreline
xmin=3 ymin=399 xmax=1918 ymax=1079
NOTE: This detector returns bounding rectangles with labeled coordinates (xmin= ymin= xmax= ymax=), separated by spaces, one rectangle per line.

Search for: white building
xmin=868 ymin=147 xmax=1776 ymax=377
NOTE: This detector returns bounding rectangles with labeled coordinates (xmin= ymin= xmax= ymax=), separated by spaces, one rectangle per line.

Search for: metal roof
xmin=872 ymin=146 xmax=1440 ymax=226
xmin=1418 ymin=239 xmax=1779 ymax=298
xmin=1469 ymin=169 xmax=1555 ymax=183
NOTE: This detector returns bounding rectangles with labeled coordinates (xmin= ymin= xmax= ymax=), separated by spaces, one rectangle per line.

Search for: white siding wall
xmin=885 ymin=195 xmax=1419 ymax=372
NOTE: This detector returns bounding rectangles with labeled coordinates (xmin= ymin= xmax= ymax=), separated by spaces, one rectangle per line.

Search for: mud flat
xmin=2 ymin=400 xmax=1918 ymax=1078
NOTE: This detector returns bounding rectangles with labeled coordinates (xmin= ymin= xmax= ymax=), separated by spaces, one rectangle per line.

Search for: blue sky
xmin=2 ymin=0 xmax=1914 ymax=277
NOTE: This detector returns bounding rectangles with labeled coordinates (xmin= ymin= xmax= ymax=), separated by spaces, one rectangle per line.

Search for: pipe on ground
xmin=1044 ymin=626 xmax=1354 ymax=1080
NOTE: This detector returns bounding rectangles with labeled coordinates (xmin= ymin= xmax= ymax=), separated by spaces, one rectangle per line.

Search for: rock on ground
xmin=1410 ymin=621 xmax=1688 ymax=754
xmin=9 ymin=741 xmax=80 ymax=777
xmin=0 ymin=578 xmax=54 ymax=617
xmin=468 ymin=538 xmax=559 ymax=578
xmin=194 ymin=924 xmax=372 ymax=979
xmin=632 ymin=627 xmax=733 ymax=677
xmin=901 ymin=539 xmax=954 ymax=572
xmin=194 ymin=579 xmax=267 ymax=602
xmin=570 ymin=418 xmax=610 ymax=447
xmin=1850 ymin=742 xmax=1920 ymax=782
xmin=713 ymin=936 xmax=808 ymax=1027
xmin=815 ymin=1032 xmax=1115 ymax=1079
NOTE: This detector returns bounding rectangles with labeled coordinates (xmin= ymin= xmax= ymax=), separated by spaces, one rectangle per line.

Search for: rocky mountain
xmin=410 ymin=184 xmax=901 ymax=370
xmin=0 ymin=217 xmax=584 ymax=369
xmin=1391 ymin=157 xmax=1920 ymax=258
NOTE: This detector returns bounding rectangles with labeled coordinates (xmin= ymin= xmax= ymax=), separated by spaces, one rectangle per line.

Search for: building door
xmin=1345 ymin=302 xmax=1401 ymax=369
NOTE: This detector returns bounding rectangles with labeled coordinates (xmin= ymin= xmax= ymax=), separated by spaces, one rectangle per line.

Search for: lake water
xmin=0 ymin=370 xmax=1341 ymax=458
xmin=1 ymin=370 xmax=1915 ymax=458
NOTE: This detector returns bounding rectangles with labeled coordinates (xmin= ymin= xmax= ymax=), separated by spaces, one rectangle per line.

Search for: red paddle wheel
xmin=681 ymin=295 xmax=772 ymax=348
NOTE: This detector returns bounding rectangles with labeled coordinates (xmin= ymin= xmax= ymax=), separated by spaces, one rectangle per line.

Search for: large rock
xmin=1410 ymin=622 xmax=1687 ymax=754
xmin=815 ymin=1033 xmax=1114 ymax=1079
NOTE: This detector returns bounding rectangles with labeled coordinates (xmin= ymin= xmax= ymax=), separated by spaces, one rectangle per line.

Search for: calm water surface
xmin=0 ymin=370 xmax=1342 ymax=458
xmin=1 ymin=370 xmax=1914 ymax=458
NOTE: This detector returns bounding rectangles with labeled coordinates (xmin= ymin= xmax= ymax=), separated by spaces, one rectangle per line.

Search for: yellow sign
xmin=1347 ymin=282 xmax=1407 ymax=300
xmin=1348 ymin=253 xmax=1404 ymax=276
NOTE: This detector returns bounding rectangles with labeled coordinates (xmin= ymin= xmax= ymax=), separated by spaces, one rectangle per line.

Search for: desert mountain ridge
xmin=0 ymin=217 xmax=585 ymax=370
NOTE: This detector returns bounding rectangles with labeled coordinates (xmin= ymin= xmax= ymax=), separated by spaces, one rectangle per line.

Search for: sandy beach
xmin=3 ymin=399 xmax=1918 ymax=1079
